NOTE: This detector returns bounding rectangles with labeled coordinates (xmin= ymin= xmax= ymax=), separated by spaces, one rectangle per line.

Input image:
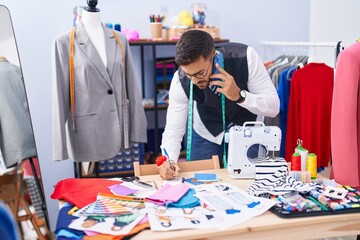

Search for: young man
xmin=160 ymin=30 xmax=279 ymax=179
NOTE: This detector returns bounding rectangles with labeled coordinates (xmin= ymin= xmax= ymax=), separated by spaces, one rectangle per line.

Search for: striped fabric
xmin=247 ymin=157 xmax=319 ymax=196
xmin=24 ymin=176 xmax=43 ymax=218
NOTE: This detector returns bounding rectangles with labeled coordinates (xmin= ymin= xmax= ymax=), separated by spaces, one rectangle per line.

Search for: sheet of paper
xmin=162 ymin=178 xmax=183 ymax=186
xmin=194 ymin=182 xmax=277 ymax=229
xmin=148 ymin=212 xmax=210 ymax=231
xmin=69 ymin=213 xmax=146 ymax=235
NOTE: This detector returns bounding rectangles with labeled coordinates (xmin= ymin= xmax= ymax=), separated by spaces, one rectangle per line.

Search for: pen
xmin=153 ymin=180 xmax=159 ymax=190
xmin=163 ymin=148 xmax=175 ymax=171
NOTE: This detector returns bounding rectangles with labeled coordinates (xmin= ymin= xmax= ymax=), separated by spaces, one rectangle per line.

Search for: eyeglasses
xmin=184 ymin=57 xmax=213 ymax=80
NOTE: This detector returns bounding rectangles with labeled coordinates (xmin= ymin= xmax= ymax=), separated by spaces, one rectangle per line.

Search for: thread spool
xmin=307 ymin=153 xmax=317 ymax=179
xmin=295 ymin=147 xmax=308 ymax=171
xmin=291 ymin=153 xmax=301 ymax=171
xmin=114 ymin=23 xmax=121 ymax=32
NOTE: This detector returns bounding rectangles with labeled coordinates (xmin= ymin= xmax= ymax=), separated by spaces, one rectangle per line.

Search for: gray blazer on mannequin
xmin=52 ymin=22 xmax=147 ymax=162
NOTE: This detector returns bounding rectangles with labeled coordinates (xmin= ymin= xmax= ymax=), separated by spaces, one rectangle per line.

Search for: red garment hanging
xmin=285 ymin=63 xmax=334 ymax=168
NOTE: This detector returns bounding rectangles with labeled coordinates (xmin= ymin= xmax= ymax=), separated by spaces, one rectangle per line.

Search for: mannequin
xmin=81 ymin=2 xmax=107 ymax=67
xmin=52 ymin=0 xmax=147 ymax=163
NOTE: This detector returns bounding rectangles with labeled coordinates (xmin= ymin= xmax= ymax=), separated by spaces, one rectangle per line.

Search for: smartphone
xmin=212 ymin=50 xmax=224 ymax=81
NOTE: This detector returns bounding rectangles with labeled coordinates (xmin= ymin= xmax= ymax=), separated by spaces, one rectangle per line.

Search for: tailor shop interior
xmin=0 ymin=0 xmax=360 ymax=239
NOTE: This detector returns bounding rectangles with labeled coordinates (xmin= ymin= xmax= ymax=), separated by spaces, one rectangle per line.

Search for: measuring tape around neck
xmin=221 ymin=92 xmax=227 ymax=168
xmin=186 ymin=82 xmax=194 ymax=161
xmin=186 ymin=74 xmax=227 ymax=168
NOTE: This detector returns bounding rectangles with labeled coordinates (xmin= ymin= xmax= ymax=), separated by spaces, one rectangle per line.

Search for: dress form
xmin=81 ymin=9 xmax=107 ymax=67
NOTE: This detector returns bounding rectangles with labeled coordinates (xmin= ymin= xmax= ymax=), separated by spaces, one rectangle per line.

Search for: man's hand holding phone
xmin=210 ymin=51 xmax=241 ymax=101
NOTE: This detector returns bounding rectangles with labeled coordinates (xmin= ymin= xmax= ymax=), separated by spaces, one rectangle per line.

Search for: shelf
xmin=79 ymin=170 xmax=135 ymax=178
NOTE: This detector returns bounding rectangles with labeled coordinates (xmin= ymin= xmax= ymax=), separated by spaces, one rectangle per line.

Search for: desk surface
xmin=132 ymin=169 xmax=360 ymax=240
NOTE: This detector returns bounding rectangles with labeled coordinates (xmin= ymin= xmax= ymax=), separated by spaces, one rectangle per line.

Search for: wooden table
xmin=131 ymin=169 xmax=360 ymax=240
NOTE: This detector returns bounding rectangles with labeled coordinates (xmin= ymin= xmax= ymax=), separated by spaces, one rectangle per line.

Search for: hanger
xmin=307 ymin=43 xmax=323 ymax=64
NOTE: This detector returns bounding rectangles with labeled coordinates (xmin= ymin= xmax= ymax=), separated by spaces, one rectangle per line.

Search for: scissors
xmin=122 ymin=176 xmax=155 ymax=189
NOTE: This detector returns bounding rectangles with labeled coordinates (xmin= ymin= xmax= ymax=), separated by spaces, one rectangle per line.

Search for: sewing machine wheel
xmin=246 ymin=144 xmax=268 ymax=164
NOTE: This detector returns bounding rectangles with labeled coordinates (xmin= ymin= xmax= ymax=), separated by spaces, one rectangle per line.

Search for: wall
xmin=0 ymin=0 xmax=310 ymax=230
xmin=309 ymin=0 xmax=360 ymax=67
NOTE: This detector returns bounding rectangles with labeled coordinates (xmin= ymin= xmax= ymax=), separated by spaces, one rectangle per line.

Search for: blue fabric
xmin=194 ymin=173 xmax=217 ymax=181
xmin=277 ymin=67 xmax=296 ymax=157
xmin=56 ymin=229 xmax=82 ymax=240
xmin=190 ymin=129 xmax=224 ymax=161
xmin=55 ymin=204 xmax=84 ymax=238
xmin=184 ymin=178 xmax=204 ymax=185
xmin=0 ymin=202 xmax=20 ymax=240
xmin=166 ymin=189 xmax=200 ymax=208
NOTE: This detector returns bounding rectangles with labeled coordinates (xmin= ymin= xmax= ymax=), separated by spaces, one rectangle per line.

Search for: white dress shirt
xmin=161 ymin=46 xmax=280 ymax=162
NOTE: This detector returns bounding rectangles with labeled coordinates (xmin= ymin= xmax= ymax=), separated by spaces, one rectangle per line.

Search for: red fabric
xmin=331 ymin=42 xmax=360 ymax=187
xmin=51 ymin=178 xmax=121 ymax=208
xmin=285 ymin=63 xmax=334 ymax=168
xmin=21 ymin=158 xmax=41 ymax=177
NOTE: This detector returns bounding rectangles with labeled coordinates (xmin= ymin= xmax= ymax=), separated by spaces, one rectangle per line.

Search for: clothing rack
xmin=261 ymin=41 xmax=344 ymax=67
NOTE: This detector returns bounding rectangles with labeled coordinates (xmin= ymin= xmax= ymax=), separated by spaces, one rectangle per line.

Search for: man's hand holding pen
xmin=157 ymin=150 xmax=181 ymax=180
xmin=159 ymin=160 xmax=180 ymax=180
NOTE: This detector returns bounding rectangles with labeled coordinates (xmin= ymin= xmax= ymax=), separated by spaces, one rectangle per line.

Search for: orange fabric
xmin=82 ymin=221 xmax=150 ymax=240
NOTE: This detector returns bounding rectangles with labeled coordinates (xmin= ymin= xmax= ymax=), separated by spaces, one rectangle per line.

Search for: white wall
xmin=0 ymin=0 xmax=311 ymax=230
xmin=309 ymin=0 xmax=360 ymax=67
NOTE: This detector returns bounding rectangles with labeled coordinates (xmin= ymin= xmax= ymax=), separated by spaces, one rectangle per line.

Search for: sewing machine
xmin=227 ymin=122 xmax=281 ymax=179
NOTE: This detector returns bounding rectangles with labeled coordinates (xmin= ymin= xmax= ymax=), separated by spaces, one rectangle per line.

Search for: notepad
xmin=194 ymin=173 xmax=217 ymax=182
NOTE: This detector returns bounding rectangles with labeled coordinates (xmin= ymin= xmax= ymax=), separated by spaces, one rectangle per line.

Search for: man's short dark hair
xmin=175 ymin=30 xmax=215 ymax=66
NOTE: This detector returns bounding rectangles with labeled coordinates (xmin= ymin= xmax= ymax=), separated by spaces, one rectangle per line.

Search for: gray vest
xmin=179 ymin=42 xmax=257 ymax=136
